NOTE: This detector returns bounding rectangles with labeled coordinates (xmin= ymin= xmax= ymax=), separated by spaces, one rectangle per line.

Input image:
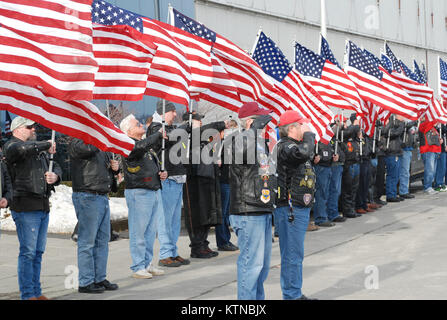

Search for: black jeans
xmin=374 ymin=155 xmax=386 ymax=201
xmin=341 ymin=163 xmax=360 ymax=215
xmin=356 ymin=160 xmax=371 ymax=210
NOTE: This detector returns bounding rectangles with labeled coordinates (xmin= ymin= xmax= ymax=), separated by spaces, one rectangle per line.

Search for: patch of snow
xmin=0 ymin=185 xmax=128 ymax=234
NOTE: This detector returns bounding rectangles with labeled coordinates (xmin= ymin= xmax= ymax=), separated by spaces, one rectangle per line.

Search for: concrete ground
xmin=1 ymin=183 xmax=447 ymax=300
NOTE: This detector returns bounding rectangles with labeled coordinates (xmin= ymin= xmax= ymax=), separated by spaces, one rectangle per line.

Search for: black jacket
xmin=359 ymin=134 xmax=373 ymax=161
xmin=0 ymin=155 xmax=12 ymax=206
xmin=315 ymin=140 xmax=334 ymax=167
xmin=276 ymin=133 xmax=316 ymax=208
xmin=331 ymin=124 xmax=345 ymax=165
xmin=122 ymin=132 xmax=163 ymax=190
xmin=68 ymin=138 xmax=118 ymax=194
xmin=402 ymin=121 xmax=419 ymax=149
xmin=382 ymin=119 xmax=404 ymax=156
xmin=227 ymin=121 xmax=276 ymax=215
xmin=4 ymin=136 xmax=62 ymax=212
xmin=342 ymin=125 xmax=360 ymax=165
xmin=147 ymin=121 xmax=188 ymax=177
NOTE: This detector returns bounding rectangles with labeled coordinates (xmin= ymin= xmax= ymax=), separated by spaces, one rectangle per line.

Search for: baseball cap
xmin=238 ymin=102 xmax=271 ymax=119
xmin=156 ymin=100 xmax=176 ymax=115
xmin=278 ymin=110 xmax=310 ymax=127
xmin=10 ymin=116 xmax=35 ymax=132
xmin=182 ymin=112 xmax=205 ymax=121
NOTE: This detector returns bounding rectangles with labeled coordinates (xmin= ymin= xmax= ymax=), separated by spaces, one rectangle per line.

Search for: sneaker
xmin=173 ymin=256 xmax=191 ymax=265
xmin=158 ymin=257 xmax=181 ymax=267
xmin=132 ymin=269 xmax=153 ymax=279
xmin=441 ymin=186 xmax=447 ymax=192
xmin=425 ymin=188 xmax=438 ymax=195
xmin=146 ymin=264 xmax=165 ymax=276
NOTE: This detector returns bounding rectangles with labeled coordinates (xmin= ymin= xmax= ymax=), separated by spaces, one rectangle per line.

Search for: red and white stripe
xmin=274 ymin=70 xmax=334 ymax=144
xmin=304 ymin=61 xmax=368 ymax=116
xmin=0 ymin=80 xmax=135 ymax=156
xmin=92 ymin=24 xmax=156 ymax=101
xmin=345 ymin=65 xmax=418 ymax=120
xmin=141 ymin=17 xmax=191 ymax=106
xmin=440 ymin=79 xmax=447 ymax=101
xmin=425 ymin=97 xmax=447 ymax=124
xmin=0 ymin=0 xmax=98 ymax=101
xmin=390 ymin=70 xmax=432 ymax=114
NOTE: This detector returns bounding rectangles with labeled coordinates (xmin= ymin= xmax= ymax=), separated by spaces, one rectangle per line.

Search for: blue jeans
xmin=125 ymin=188 xmax=163 ymax=272
xmin=399 ymin=150 xmax=413 ymax=195
xmin=328 ymin=165 xmax=343 ymax=221
xmin=313 ymin=165 xmax=332 ymax=225
xmin=229 ymin=214 xmax=272 ymax=300
xmin=421 ymin=152 xmax=439 ymax=191
xmin=274 ymin=206 xmax=310 ymax=300
xmin=72 ymin=192 xmax=110 ymax=287
xmin=385 ymin=155 xmax=401 ymax=199
xmin=215 ymin=183 xmax=231 ymax=247
xmin=158 ymin=179 xmax=183 ymax=260
xmin=11 ymin=210 xmax=49 ymax=300
xmin=435 ymin=152 xmax=447 ymax=188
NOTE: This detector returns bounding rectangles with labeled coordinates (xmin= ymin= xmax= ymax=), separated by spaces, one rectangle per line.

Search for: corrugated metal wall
xmin=195 ymin=0 xmax=447 ymax=94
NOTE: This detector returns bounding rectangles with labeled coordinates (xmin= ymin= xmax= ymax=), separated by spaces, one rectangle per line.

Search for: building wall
xmin=195 ymin=0 xmax=447 ymax=95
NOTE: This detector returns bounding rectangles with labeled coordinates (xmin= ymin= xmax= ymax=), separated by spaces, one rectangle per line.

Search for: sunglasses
xmin=25 ymin=125 xmax=35 ymax=130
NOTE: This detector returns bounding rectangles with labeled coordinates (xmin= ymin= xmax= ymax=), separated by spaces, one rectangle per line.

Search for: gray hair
xmin=120 ymin=114 xmax=136 ymax=134
xmin=239 ymin=115 xmax=259 ymax=129
xmin=278 ymin=123 xmax=298 ymax=138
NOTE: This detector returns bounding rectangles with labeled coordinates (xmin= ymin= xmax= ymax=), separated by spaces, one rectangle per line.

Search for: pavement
xmin=2 ymin=182 xmax=447 ymax=300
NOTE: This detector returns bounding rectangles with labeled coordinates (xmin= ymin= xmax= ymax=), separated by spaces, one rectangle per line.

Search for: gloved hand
xmin=251 ymin=115 xmax=273 ymax=130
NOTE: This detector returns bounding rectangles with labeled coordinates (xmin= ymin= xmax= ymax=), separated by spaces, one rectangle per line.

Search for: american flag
xmin=363 ymin=48 xmax=419 ymax=117
xmin=345 ymin=41 xmax=418 ymax=120
xmin=252 ymin=31 xmax=334 ymax=143
xmin=0 ymin=0 xmax=98 ymax=101
xmin=413 ymin=60 xmax=425 ymax=84
xmin=4 ymin=110 xmax=11 ymax=136
xmin=439 ymin=57 xmax=447 ymax=101
xmin=170 ymin=9 xmax=290 ymax=143
xmin=167 ymin=8 xmax=237 ymax=95
xmin=0 ymin=80 xmax=135 ymax=156
xmin=92 ymin=0 xmax=192 ymax=106
xmin=295 ymin=38 xmax=366 ymax=115
xmin=91 ymin=1 xmax=157 ymax=101
xmin=384 ymin=44 xmax=433 ymax=110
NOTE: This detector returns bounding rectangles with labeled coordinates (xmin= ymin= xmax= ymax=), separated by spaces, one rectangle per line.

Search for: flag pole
xmin=48 ymin=130 xmax=56 ymax=173
xmin=162 ymin=99 xmax=166 ymax=172
xmin=249 ymin=27 xmax=263 ymax=56
xmin=320 ymin=0 xmax=327 ymax=39
xmin=186 ymin=100 xmax=193 ymax=159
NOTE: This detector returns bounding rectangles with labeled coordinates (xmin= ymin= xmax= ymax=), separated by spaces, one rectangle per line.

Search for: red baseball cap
xmin=278 ymin=110 xmax=310 ymax=127
xmin=238 ymin=102 xmax=271 ymax=119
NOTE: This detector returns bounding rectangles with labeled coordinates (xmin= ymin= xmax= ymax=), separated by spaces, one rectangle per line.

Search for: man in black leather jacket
xmin=275 ymin=110 xmax=316 ymax=300
xmin=383 ymin=115 xmax=405 ymax=202
xmin=340 ymin=117 xmax=362 ymax=218
xmin=226 ymin=102 xmax=275 ymax=300
xmin=4 ymin=117 xmax=61 ymax=300
xmin=68 ymin=138 xmax=120 ymax=294
xmin=119 ymin=114 xmax=167 ymax=279
xmin=146 ymin=100 xmax=190 ymax=268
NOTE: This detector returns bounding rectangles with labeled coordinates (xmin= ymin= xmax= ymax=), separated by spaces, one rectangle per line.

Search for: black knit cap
xmin=182 ymin=112 xmax=204 ymax=121
xmin=156 ymin=100 xmax=176 ymax=115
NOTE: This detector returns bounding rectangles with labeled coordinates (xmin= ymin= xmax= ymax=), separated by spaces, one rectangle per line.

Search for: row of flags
xmin=1 ymin=0 xmax=447 ymax=155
